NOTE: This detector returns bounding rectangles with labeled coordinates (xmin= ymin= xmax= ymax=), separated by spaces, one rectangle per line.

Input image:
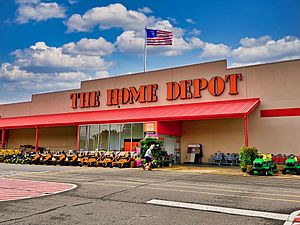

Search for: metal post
xmin=244 ymin=116 xmax=249 ymax=147
xmin=35 ymin=126 xmax=39 ymax=152
xmin=76 ymin=125 xmax=80 ymax=152
xmin=144 ymin=26 xmax=147 ymax=72
xmin=1 ymin=128 xmax=5 ymax=149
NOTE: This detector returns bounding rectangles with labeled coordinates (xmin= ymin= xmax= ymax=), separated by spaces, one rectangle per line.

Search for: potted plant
xmin=239 ymin=146 xmax=258 ymax=172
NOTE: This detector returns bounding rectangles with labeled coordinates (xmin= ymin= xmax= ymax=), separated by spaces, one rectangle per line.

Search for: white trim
xmin=147 ymin=199 xmax=289 ymax=221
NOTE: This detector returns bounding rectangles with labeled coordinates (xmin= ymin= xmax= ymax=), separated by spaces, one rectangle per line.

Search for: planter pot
xmin=241 ymin=167 xmax=247 ymax=172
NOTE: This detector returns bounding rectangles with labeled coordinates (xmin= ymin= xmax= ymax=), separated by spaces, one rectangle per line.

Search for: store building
xmin=0 ymin=59 xmax=300 ymax=163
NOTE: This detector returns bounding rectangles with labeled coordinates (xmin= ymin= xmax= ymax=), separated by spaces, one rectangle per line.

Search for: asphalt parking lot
xmin=0 ymin=164 xmax=299 ymax=225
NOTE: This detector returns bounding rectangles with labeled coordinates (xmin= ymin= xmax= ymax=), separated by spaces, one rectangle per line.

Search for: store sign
xmin=166 ymin=73 xmax=242 ymax=100
xmin=70 ymin=91 xmax=100 ymax=109
xmin=69 ymin=73 xmax=242 ymax=109
xmin=143 ymin=122 xmax=157 ymax=133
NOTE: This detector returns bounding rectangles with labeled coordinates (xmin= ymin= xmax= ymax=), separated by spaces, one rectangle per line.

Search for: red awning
xmin=0 ymin=98 xmax=260 ymax=129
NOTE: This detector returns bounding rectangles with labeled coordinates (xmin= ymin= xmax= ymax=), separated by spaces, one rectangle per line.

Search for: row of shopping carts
xmin=208 ymin=152 xmax=240 ymax=166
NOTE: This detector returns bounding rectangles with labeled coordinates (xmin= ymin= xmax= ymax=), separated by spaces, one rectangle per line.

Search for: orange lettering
xmin=166 ymin=82 xmax=180 ymax=100
xmin=106 ymin=89 xmax=119 ymax=106
xmin=129 ymin=86 xmax=146 ymax=103
xmin=118 ymin=88 xmax=130 ymax=104
xmin=146 ymin=84 xmax=158 ymax=102
xmin=193 ymin=78 xmax=208 ymax=98
xmin=70 ymin=93 xmax=78 ymax=109
xmin=180 ymin=80 xmax=193 ymax=99
xmin=208 ymin=76 xmax=225 ymax=96
xmin=225 ymin=73 xmax=242 ymax=95
xmin=90 ymin=91 xmax=100 ymax=107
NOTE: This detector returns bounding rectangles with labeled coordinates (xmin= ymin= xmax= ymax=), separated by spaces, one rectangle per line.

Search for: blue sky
xmin=0 ymin=0 xmax=300 ymax=103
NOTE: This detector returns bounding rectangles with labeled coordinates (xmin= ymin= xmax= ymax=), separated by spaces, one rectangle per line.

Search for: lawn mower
xmin=52 ymin=151 xmax=67 ymax=166
xmin=77 ymin=151 xmax=86 ymax=167
xmin=40 ymin=151 xmax=53 ymax=165
xmin=87 ymin=151 xmax=98 ymax=167
xmin=95 ymin=151 xmax=106 ymax=167
xmin=4 ymin=151 xmax=14 ymax=163
xmin=112 ymin=151 xmax=131 ymax=168
xmin=282 ymin=154 xmax=300 ymax=175
xmin=31 ymin=152 xmax=40 ymax=164
xmin=30 ymin=152 xmax=41 ymax=164
xmin=101 ymin=151 xmax=114 ymax=168
xmin=78 ymin=151 xmax=94 ymax=167
xmin=65 ymin=150 xmax=79 ymax=166
xmin=249 ymin=154 xmax=278 ymax=175
xmin=0 ymin=151 xmax=4 ymax=163
xmin=17 ymin=152 xmax=32 ymax=164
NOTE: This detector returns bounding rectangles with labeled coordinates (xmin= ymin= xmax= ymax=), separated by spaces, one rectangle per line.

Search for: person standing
xmin=143 ymin=144 xmax=154 ymax=171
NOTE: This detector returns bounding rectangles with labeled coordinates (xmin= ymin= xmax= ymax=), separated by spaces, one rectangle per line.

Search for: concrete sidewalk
xmin=157 ymin=165 xmax=300 ymax=178
xmin=157 ymin=165 xmax=243 ymax=175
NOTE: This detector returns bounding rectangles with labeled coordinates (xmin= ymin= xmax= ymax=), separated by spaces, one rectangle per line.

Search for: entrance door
xmin=165 ymin=137 xmax=175 ymax=155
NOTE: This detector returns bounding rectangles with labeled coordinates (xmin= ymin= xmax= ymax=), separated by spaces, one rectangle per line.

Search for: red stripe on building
xmin=260 ymin=108 xmax=300 ymax=117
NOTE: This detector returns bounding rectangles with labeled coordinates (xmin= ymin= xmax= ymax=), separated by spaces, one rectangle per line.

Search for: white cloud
xmin=138 ymin=7 xmax=152 ymax=14
xmin=0 ymin=62 xmax=34 ymax=80
xmin=12 ymin=42 xmax=112 ymax=73
xmin=62 ymin=37 xmax=115 ymax=56
xmin=231 ymin=36 xmax=300 ymax=65
xmin=0 ymin=62 xmax=89 ymax=92
xmin=188 ymin=28 xmax=201 ymax=37
xmin=196 ymin=35 xmax=300 ymax=67
xmin=199 ymin=43 xmax=231 ymax=59
xmin=64 ymin=3 xmax=204 ymax=57
xmin=65 ymin=3 xmax=156 ymax=33
xmin=186 ymin=18 xmax=195 ymax=24
xmin=115 ymin=31 xmax=144 ymax=54
xmin=67 ymin=0 xmax=78 ymax=4
xmin=16 ymin=0 xmax=66 ymax=24
xmin=0 ymin=37 xmax=114 ymax=103
xmin=239 ymin=35 xmax=272 ymax=48
xmin=95 ymin=71 xmax=110 ymax=79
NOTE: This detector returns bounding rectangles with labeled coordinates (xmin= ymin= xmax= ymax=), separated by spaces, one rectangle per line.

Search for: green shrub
xmin=239 ymin=146 xmax=258 ymax=169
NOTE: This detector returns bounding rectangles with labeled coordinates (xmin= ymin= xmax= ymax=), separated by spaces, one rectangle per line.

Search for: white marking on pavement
xmin=147 ymin=199 xmax=289 ymax=221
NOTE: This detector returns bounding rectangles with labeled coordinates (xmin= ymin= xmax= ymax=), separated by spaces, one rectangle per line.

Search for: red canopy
xmin=0 ymin=98 xmax=260 ymax=129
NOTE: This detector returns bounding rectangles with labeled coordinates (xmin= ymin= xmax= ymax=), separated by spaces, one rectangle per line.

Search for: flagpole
xmin=144 ymin=26 xmax=147 ymax=72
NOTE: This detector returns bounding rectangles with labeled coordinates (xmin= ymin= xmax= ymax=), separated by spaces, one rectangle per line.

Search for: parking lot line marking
xmin=140 ymin=186 xmax=300 ymax=203
xmin=147 ymin=199 xmax=289 ymax=221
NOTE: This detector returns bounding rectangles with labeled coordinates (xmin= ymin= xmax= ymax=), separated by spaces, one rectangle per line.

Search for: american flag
xmin=146 ymin=28 xmax=172 ymax=46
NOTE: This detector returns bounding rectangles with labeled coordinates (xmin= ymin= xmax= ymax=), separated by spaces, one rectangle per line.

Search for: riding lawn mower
xmin=249 ymin=154 xmax=278 ymax=175
xmin=282 ymin=154 xmax=300 ymax=175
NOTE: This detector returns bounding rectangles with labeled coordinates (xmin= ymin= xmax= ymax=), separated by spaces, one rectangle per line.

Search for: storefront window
xmin=78 ymin=123 xmax=145 ymax=151
xmin=79 ymin=126 xmax=88 ymax=151
xmin=99 ymin=125 xmax=109 ymax=151
xmin=109 ymin=124 xmax=121 ymax=150
xmin=120 ymin=124 xmax=131 ymax=151
xmin=88 ymin=125 xmax=99 ymax=150
xmin=132 ymin=123 xmax=144 ymax=150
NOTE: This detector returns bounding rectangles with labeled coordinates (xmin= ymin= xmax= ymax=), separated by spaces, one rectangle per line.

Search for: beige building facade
xmin=0 ymin=59 xmax=300 ymax=163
